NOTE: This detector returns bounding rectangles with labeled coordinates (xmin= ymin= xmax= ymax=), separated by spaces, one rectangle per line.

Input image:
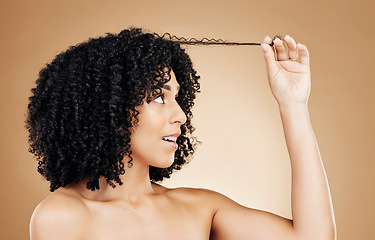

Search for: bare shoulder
xmin=164 ymin=185 xmax=232 ymax=200
xmin=30 ymin=189 xmax=89 ymax=240
xmin=161 ymin=185 xmax=234 ymax=210
xmin=163 ymin=186 xmax=293 ymax=240
xmin=163 ymin=185 xmax=288 ymax=222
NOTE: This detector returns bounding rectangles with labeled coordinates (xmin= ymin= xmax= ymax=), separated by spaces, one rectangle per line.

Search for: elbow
xmin=320 ymin=228 xmax=337 ymax=240
xmin=295 ymin=222 xmax=337 ymax=240
xmin=320 ymin=225 xmax=338 ymax=240
xmin=325 ymin=216 xmax=337 ymax=240
xmin=329 ymin=222 xmax=337 ymax=240
xmin=315 ymin=225 xmax=337 ymax=240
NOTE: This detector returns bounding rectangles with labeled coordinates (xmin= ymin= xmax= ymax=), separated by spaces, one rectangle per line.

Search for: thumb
xmin=261 ymin=43 xmax=278 ymax=76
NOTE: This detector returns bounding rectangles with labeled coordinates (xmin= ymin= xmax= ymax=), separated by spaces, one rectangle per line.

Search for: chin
xmin=159 ymin=159 xmax=175 ymax=169
xmin=151 ymin=155 xmax=175 ymax=169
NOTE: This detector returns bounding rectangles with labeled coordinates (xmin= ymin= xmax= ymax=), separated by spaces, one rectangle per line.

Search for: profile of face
xmin=129 ymin=70 xmax=187 ymax=169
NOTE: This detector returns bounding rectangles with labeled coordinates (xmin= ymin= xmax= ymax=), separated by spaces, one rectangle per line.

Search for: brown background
xmin=1 ymin=0 xmax=374 ymax=239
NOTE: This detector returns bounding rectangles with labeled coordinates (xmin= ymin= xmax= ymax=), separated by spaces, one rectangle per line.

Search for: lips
xmin=162 ymin=133 xmax=181 ymax=138
xmin=162 ymin=136 xmax=177 ymax=142
xmin=162 ymin=133 xmax=180 ymax=149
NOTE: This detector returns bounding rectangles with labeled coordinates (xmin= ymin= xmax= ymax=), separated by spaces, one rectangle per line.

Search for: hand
xmin=261 ymin=35 xmax=311 ymax=107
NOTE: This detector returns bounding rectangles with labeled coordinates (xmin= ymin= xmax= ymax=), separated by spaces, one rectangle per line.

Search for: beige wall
xmin=1 ymin=0 xmax=374 ymax=239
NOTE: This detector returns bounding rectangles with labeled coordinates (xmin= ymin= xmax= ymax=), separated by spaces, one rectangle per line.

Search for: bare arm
xmin=210 ymin=35 xmax=336 ymax=240
xmin=278 ymin=102 xmax=336 ymax=239
xmin=268 ymin=35 xmax=336 ymax=239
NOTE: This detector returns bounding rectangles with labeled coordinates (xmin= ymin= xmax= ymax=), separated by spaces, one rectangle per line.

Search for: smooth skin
xmin=30 ymin=35 xmax=336 ymax=240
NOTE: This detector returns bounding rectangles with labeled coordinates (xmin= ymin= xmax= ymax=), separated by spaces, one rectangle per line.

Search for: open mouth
xmin=162 ymin=136 xmax=177 ymax=142
xmin=162 ymin=136 xmax=178 ymax=149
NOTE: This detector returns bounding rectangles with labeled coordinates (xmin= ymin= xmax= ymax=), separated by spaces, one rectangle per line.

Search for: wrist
xmin=278 ymin=102 xmax=309 ymax=115
xmin=278 ymin=101 xmax=308 ymax=109
xmin=278 ymin=102 xmax=312 ymax=130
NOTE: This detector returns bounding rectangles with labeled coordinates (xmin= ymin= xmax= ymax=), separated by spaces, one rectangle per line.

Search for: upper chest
xmin=81 ymin=194 xmax=214 ymax=240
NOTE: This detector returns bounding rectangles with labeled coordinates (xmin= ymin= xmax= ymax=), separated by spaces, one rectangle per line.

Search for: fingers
xmin=284 ymin=35 xmax=298 ymax=60
xmin=273 ymin=38 xmax=288 ymax=61
xmin=261 ymin=37 xmax=278 ymax=74
xmin=262 ymin=35 xmax=309 ymax=66
xmin=263 ymin=36 xmax=273 ymax=45
xmin=297 ymin=43 xmax=309 ymax=65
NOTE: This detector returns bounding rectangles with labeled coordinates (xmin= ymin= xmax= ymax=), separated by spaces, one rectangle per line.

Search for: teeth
xmin=162 ymin=136 xmax=177 ymax=142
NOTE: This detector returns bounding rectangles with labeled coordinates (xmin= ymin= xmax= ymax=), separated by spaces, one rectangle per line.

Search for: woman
xmin=27 ymin=28 xmax=336 ymax=239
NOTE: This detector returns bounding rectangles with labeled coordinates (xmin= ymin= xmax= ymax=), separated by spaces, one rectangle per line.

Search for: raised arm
xmin=210 ymin=36 xmax=336 ymax=240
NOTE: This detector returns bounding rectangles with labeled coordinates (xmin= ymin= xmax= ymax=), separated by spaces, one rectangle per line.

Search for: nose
xmin=170 ymin=102 xmax=187 ymax=126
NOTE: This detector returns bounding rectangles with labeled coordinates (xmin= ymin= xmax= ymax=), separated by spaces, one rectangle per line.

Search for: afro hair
xmin=26 ymin=27 xmax=200 ymax=191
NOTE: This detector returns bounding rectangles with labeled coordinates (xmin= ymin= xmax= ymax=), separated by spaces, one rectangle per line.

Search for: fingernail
xmin=274 ymin=38 xmax=282 ymax=45
xmin=261 ymin=43 xmax=268 ymax=52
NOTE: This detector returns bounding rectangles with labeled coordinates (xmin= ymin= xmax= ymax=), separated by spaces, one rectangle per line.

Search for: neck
xmin=74 ymin=158 xmax=155 ymax=203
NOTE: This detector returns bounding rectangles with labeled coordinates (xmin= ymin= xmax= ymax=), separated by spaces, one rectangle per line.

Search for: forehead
xmin=155 ymin=67 xmax=179 ymax=90
xmin=162 ymin=70 xmax=180 ymax=90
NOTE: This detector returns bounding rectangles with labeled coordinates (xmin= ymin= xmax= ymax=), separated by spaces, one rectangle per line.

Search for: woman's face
xmin=129 ymin=70 xmax=186 ymax=168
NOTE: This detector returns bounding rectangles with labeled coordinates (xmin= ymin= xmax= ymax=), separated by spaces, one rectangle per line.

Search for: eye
xmin=153 ymin=95 xmax=164 ymax=104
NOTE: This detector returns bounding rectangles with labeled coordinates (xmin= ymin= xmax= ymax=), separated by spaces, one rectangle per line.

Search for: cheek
xmin=130 ymin=132 xmax=175 ymax=168
xmin=129 ymin=120 xmax=175 ymax=168
xmin=130 ymin=126 xmax=157 ymax=153
xmin=128 ymin=104 xmax=176 ymax=167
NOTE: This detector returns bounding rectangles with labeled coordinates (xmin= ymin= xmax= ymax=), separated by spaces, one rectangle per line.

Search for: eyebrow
xmin=162 ymin=84 xmax=180 ymax=92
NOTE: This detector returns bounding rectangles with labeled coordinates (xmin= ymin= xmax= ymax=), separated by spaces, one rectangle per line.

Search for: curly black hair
xmin=26 ymin=27 xmax=201 ymax=192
